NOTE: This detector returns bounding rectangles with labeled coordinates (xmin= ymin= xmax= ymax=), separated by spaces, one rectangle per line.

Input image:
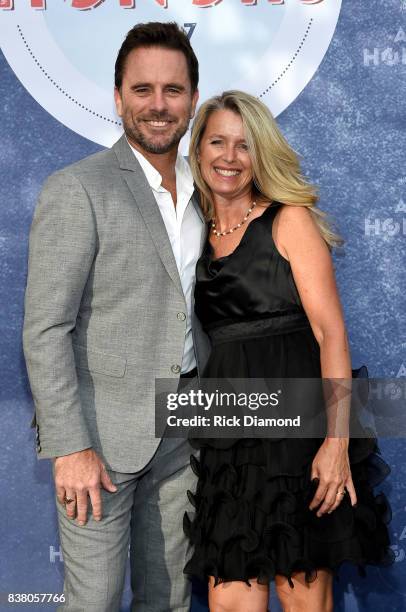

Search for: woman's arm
xmin=274 ymin=204 xmax=357 ymax=516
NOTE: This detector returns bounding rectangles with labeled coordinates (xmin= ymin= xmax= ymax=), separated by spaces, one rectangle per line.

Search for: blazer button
xmin=171 ymin=364 xmax=181 ymax=374
xmin=177 ymin=312 xmax=186 ymax=321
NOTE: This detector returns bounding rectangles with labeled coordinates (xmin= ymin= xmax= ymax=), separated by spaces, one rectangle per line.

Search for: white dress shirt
xmin=129 ymin=143 xmax=203 ymax=373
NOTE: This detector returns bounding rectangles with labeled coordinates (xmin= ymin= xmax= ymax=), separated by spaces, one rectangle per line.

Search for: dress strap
xmin=264 ymin=200 xmax=283 ymax=221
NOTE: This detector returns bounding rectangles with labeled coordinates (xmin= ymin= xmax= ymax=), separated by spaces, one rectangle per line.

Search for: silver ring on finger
xmin=64 ymin=496 xmax=76 ymax=505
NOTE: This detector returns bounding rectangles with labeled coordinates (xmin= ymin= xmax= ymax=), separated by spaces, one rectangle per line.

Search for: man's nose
xmin=150 ymin=89 xmax=167 ymax=113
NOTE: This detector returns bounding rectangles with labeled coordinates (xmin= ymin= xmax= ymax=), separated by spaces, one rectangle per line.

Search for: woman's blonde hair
xmin=189 ymin=90 xmax=342 ymax=247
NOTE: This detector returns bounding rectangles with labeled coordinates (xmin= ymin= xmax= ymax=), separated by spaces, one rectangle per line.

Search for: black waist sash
xmin=206 ymin=312 xmax=311 ymax=346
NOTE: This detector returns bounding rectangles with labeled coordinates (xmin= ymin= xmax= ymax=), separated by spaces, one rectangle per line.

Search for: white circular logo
xmin=0 ymin=0 xmax=341 ymax=150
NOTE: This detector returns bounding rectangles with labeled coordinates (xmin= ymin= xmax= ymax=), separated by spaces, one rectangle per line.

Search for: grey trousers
xmin=55 ymin=437 xmax=196 ymax=612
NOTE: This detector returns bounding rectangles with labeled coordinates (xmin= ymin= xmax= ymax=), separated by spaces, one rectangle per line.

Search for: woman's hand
xmin=309 ymin=438 xmax=357 ymax=517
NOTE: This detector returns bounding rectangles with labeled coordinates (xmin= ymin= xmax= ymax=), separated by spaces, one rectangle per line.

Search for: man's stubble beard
xmin=123 ymin=114 xmax=190 ymax=155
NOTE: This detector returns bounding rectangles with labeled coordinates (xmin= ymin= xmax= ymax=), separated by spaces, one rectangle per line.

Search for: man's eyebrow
xmin=165 ymin=83 xmax=186 ymax=90
xmin=130 ymin=82 xmax=151 ymax=90
xmin=129 ymin=82 xmax=187 ymax=90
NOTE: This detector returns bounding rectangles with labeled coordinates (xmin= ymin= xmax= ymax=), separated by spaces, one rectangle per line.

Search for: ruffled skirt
xmin=183 ymin=437 xmax=393 ymax=588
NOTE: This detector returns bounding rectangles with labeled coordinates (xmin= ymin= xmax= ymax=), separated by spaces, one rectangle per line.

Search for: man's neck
xmin=128 ymin=138 xmax=178 ymax=186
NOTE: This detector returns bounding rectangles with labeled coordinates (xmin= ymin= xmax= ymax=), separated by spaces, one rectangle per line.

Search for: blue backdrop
xmin=1 ymin=0 xmax=405 ymax=610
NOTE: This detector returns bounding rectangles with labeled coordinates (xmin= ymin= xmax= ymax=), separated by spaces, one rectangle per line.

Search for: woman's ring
xmin=64 ymin=497 xmax=75 ymax=504
xmin=336 ymin=490 xmax=345 ymax=497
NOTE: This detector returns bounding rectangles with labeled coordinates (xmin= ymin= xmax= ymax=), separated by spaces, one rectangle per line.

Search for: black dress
xmin=183 ymin=202 xmax=393 ymax=588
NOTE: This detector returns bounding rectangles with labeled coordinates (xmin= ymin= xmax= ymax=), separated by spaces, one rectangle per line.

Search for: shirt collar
xmin=127 ymin=139 xmax=194 ymax=195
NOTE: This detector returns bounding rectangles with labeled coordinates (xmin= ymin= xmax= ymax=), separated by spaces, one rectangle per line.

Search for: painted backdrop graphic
xmin=1 ymin=0 xmax=405 ymax=611
xmin=1 ymin=0 xmax=340 ymax=147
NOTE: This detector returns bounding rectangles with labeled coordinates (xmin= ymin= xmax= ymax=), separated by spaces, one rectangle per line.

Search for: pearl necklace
xmin=211 ymin=202 xmax=257 ymax=238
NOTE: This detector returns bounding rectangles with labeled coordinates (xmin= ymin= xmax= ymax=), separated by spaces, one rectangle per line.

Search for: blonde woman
xmin=183 ymin=91 xmax=392 ymax=612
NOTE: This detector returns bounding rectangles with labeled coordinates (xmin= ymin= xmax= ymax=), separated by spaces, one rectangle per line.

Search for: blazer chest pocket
xmin=73 ymin=344 xmax=127 ymax=378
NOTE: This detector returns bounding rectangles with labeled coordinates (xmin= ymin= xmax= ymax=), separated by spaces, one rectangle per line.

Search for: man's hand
xmin=54 ymin=448 xmax=117 ymax=526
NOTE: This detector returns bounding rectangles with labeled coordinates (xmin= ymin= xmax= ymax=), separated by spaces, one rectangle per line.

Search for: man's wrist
xmin=53 ymin=447 xmax=93 ymax=461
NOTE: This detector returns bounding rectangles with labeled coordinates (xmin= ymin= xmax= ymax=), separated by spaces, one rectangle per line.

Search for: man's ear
xmin=114 ymin=87 xmax=123 ymax=117
xmin=191 ymin=89 xmax=199 ymax=119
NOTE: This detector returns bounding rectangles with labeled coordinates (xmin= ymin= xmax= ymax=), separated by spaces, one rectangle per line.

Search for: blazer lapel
xmin=191 ymin=192 xmax=208 ymax=253
xmin=112 ymin=135 xmax=184 ymax=297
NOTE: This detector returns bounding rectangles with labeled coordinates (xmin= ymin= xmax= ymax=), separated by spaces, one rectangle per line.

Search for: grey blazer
xmin=23 ymin=135 xmax=210 ymax=473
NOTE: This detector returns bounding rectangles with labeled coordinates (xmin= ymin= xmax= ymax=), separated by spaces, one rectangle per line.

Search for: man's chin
xmin=143 ymin=140 xmax=178 ymax=155
xmin=125 ymin=126 xmax=185 ymax=155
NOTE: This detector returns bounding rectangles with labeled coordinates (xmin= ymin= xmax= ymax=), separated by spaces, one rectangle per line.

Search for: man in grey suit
xmin=23 ymin=22 xmax=209 ymax=612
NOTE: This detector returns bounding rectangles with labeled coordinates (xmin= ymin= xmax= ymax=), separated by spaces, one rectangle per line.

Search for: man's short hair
xmin=115 ymin=21 xmax=199 ymax=92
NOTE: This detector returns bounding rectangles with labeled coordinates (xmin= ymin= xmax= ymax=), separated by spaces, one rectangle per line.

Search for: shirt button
xmin=171 ymin=364 xmax=181 ymax=374
xmin=177 ymin=312 xmax=186 ymax=321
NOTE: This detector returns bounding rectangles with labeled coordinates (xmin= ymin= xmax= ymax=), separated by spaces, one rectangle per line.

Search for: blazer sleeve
xmin=23 ymin=171 xmax=96 ymax=458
